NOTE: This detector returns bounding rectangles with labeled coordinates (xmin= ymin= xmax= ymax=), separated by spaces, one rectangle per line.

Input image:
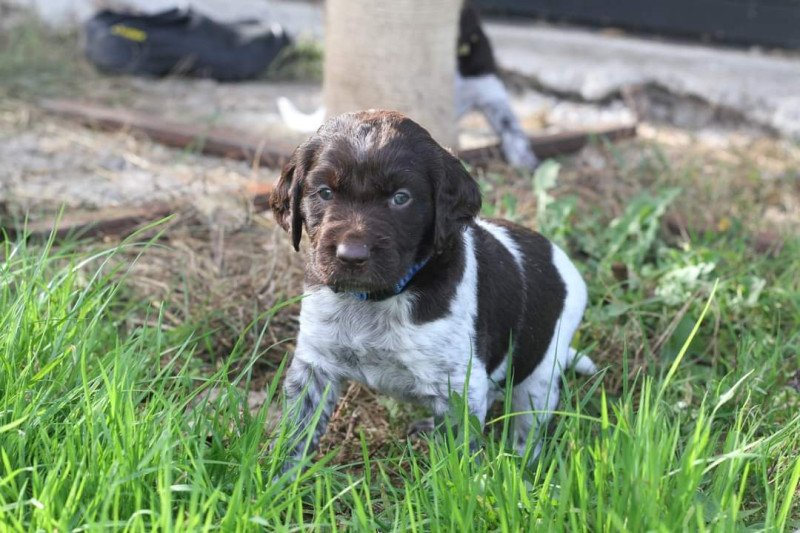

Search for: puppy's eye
xmin=391 ymin=190 xmax=411 ymax=207
xmin=317 ymin=187 xmax=334 ymax=201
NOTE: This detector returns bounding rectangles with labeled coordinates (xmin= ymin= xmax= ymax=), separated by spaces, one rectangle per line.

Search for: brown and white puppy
xmin=270 ymin=110 xmax=595 ymax=466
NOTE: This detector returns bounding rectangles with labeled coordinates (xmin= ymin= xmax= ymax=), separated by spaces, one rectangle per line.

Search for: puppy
xmin=270 ymin=110 xmax=595 ymax=466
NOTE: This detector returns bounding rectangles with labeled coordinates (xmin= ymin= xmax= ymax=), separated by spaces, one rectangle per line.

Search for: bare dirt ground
xmin=2 ymin=7 xmax=799 ymax=460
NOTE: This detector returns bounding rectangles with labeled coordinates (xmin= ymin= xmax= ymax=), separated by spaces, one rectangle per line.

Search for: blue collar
xmin=350 ymin=257 xmax=431 ymax=302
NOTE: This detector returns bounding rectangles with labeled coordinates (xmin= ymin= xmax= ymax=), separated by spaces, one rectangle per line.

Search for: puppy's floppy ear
xmin=433 ymin=149 xmax=482 ymax=252
xmin=270 ymin=150 xmax=307 ymax=252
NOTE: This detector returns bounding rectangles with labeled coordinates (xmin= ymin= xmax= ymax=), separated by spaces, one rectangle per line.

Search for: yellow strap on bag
xmin=110 ymin=24 xmax=147 ymax=42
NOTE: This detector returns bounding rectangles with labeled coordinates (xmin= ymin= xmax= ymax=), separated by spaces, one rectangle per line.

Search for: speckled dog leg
xmin=279 ymin=359 xmax=341 ymax=472
xmin=457 ymin=73 xmax=539 ymax=170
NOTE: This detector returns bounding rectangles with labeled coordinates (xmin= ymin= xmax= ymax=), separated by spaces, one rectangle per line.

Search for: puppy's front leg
xmin=280 ymin=357 xmax=341 ymax=469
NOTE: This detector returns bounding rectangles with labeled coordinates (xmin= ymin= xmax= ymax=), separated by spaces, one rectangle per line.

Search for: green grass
xmin=1 ymin=171 xmax=799 ymax=531
xmin=263 ymin=39 xmax=324 ymax=83
xmin=0 ymin=15 xmax=96 ymax=99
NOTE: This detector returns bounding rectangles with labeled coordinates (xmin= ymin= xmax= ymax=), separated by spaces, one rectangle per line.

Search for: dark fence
xmin=476 ymin=0 xmax=800 ymax=49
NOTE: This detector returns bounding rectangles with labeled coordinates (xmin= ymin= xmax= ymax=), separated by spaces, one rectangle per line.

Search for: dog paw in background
xmin=456 ymin=73 xmax=539 ymax=170
xmin=277 ymin=97 xmax=326 ymax=134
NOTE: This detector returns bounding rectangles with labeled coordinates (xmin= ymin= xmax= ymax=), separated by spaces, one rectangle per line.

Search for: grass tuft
xmin=0 ymin=14 xmax=96 ymax=99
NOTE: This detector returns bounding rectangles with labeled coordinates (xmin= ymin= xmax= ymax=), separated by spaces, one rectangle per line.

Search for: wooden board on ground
xmin=3 ymin=203 xmax=174 ymax=241
xmin=40 ymin=98 xmax=637 ymax=169
xmin=459 ymin=124 xmax=637 ymax=163
xmin=40 ymin=99 xmax=298 ymax=169
xmin=20 ymin=99 xmax=638 ymax=242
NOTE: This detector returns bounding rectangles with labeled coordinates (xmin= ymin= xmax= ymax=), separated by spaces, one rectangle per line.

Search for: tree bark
xmin=323 ymin=0 xmax=462 ymax=147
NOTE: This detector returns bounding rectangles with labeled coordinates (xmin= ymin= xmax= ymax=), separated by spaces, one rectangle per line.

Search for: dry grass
xmin=111 ymin=207 xmax=304 ymax=388
xmin=476 ymin=127 xmax=800 ymax=238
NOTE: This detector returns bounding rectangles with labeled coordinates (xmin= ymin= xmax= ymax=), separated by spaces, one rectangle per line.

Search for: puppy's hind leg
xmin=510 ymin=352 xmax=562 ymax=461
xmin=568 ymin=347 xmax=598 ymax=376
xmin=512 ymin=318 xmax=583 ymax=460
xmin=511 ymin=243 xmax=593 ymax=459
xmin=512 ymin=346 xmax=596 ymax=460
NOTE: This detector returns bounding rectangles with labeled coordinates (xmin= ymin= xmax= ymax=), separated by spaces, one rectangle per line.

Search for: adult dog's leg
xmin=457 ymin=73 xmax=538 ymax=170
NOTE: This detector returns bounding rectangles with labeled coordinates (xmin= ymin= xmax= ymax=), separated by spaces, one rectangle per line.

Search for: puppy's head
xmin=270 ymin=110 xmax=480 ymax=293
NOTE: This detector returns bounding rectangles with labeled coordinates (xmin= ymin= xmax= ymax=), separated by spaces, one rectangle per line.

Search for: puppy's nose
xmin=336 ymin=241 xmax=370 ymax=264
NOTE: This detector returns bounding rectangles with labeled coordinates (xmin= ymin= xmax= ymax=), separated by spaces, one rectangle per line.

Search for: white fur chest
xmin=293 ymin=230 xmax=480 ymax=404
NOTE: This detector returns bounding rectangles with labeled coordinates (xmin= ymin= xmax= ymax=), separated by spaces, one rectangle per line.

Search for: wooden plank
xmin=41 ymin=98 xmax=635 ymax=171
xmin=458 ymin=124 xmax=637 ymax=164
xmin=3 ymin=203 xmax=174 ymax=241
xmin=28 ymin=99 xmax=637 ymax=241
xmin=2 ymin=181 xmax=277 ymax=241
xmin=40 ymin=99 xmax=296 ymax=168
xmin=245 ymin=181 xmax=274 ymax=211
xmin=2 ymin=178 xmax=277 ymax=241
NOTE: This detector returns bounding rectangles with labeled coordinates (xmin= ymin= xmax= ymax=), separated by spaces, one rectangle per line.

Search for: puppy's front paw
xmin=407 ymin=416 xmax=436 ymax=438
xmin=271 ymin=456 xmax=302 ymax=485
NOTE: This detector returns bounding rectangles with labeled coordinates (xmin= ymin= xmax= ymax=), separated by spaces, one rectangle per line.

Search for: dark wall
xmin=475 ymin=0 xmax=800 ymax=49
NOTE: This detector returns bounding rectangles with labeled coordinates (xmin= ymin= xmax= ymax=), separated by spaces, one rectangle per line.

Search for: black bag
xmin=84 ymin=9 xmax=291 ymax=81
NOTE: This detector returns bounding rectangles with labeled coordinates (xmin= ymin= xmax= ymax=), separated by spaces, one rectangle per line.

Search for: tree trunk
xmin=323 ymin=0 xmax=462 ymax=147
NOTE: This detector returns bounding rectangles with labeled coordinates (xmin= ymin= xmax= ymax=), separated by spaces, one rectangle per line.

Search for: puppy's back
xmin=471 ymin=218 xmax=582 ymax=385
